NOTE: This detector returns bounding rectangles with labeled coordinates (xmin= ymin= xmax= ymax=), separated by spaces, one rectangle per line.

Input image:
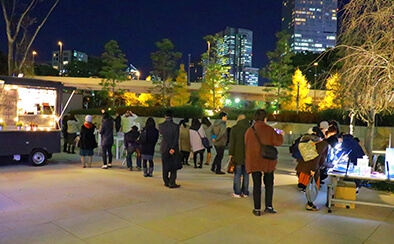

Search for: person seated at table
xmin=124 ymin=125 xmax=141 ymax=171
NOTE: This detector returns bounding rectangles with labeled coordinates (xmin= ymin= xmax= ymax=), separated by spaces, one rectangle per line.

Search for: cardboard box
xmin=334 ymin=180 xmax=356 ymax=209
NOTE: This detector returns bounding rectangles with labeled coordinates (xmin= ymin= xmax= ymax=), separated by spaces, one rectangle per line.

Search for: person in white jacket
xmin=189 ymin=118 xmax=207 ymax=168
xmin=121 ymin=111 xmax=139 ymax=133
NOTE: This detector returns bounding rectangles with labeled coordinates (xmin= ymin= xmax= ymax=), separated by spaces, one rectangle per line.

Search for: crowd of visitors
xmin=63 ymin=109 xmax=367 ymax=216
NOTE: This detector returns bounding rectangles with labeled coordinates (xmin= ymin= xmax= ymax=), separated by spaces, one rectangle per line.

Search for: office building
xmin=217 ymin=27 xmax=258 ymax=86
xmin=282 ymin=0 xmax=338 ymax=53
xmin=52 ymin=50 xmax=88 ymax=73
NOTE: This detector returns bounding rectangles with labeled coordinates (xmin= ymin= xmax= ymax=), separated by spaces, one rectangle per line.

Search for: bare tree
xmin=1 ymin=0 xmax=59 ymax=75
xmin=335 ymin=0 xmax=394 ymax=154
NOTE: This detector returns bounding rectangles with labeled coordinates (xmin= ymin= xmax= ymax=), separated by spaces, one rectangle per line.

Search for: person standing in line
xmin=79 ymin=115 xmax=97 ymax=168
xmin=201 ymin=117 xmax=213 ymax=165
xmin=245 ymin=109 xmax=284 ymax=216
xmin=189 ymin=118 xmax=206 ymax=169
xmin=179 ymin=118 xmax=191 ymax=165
xmin=124 ymin=125 xmax=141 ymax=171
xmin=100 ymin=112 xmax=114 ymax=169
xmin=158 ymin=110 xmax=181 ymax=188
xmin=228 ymin=114 xmax=250 ymax=198
xmin=114 ymin=112 xmax=122 ymax=134
xmin=66 ymin=114 xmax=79 ymax=154
xmin=211 ymin=112 xmax=228 ymax=175
xmin=62 ymin=114 xmax=69 ymax=153
xmin=121 ymin=110 xmax=139 ymax=133
xmin=140 ymin=117 xmax=159 ymax=177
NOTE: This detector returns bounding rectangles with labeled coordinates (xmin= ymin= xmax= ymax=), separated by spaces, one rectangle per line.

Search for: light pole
xmin=296 ymin=82 xmax=300 ymax=114
xmin=313 ymin=62 xmax=318 ymax=107
xmin=32 ymin=51 xmax=37 ymax=74
xmin=187 ymin=54 xmax=191 ymax=86
xmin=58 ymin=41 xmax=63 ymax=76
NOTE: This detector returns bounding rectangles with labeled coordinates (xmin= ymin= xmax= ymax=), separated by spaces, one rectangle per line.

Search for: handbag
xmin=305 ymin=175 xmax=318 ymax=202
xmin=197 ymin=131 xmax=210 ymax=148
xmin=226 ymin=157 xmax=235 ymax=174
xmin=252 ymin=126 xmax=278 ymax=160
xmin=298 ymin=140 xmax=319 ymax=162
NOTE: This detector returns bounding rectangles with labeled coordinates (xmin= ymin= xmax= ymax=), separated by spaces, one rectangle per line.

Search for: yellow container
xmin=334 ymin=180 xmax=356 ymax=209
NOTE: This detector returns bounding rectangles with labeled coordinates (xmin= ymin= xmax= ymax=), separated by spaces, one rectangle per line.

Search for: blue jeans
xmin=126 ymin=147 xmax=141 ymax=168
xmin=233 ymin=164 xmax=249 ymax=195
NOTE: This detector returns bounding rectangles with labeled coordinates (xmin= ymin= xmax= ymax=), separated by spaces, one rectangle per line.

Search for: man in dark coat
xmin=100 ymin=112 xmax=114 ymax=169
xmin=228 ymin=114 xmax=250 ymax=198
xmin=158 ymin=110 xmax=181 ymax=188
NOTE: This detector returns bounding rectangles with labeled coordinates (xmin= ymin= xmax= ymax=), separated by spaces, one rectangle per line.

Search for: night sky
xmin=0 ymin=0 xmax=282 ymax=78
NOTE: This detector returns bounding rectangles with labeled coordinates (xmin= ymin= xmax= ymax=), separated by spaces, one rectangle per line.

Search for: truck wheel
xmin=30 ymin=149 xmax=47 ymax=166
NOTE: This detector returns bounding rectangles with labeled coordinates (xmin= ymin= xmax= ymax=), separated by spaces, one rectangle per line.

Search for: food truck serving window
xmin=0 ymin=84 xmax=58 ymax=130
xmin=17 ymin=87 xmax=57 ymax=115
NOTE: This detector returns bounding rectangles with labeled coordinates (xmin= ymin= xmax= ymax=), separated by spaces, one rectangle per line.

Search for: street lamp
xmin=313 ymin=62 xmax=318 ymax=106
xmin=296 ymin=82 xmax=300 ymax=114
xmin=58 ymin=41 xmax=63 ymax=76
xmin=32 ymin=51 xmax=37 ymax=74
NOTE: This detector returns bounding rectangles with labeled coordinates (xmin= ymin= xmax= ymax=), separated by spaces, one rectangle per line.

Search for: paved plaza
xmin=0 ymin=147 xmax=394 ymax=244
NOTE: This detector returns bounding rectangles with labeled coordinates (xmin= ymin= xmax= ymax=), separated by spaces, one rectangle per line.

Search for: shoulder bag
xmin=197 ymin=131 xmax=210 ymax=148
xmin=252 ymin=126 xmax=278 ymax=160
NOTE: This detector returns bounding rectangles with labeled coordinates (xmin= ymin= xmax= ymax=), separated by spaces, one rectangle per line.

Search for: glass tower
xmin=282 ymin=0 xmax=338 ymax=53
xmin=217 ymin=27 xmax=258 ymax=86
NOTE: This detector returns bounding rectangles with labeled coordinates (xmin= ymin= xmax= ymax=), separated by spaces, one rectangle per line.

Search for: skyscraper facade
xmin=217 ymin=27 xmax=258 ymax=86
xmin=282 ymin=0 xmax=338 ymax=53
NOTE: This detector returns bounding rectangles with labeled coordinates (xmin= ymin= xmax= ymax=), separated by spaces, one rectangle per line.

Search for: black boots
xmin=143 ymin=167 xmax=153 ymax=177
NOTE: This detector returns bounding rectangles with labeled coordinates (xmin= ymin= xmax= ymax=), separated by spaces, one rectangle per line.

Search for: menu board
xmin=0 ymin=87 xmax=17 ymax=125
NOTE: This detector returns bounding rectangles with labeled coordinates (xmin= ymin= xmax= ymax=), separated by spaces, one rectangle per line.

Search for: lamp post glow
xmin=32 ymin=51 xmax=37 ymax=75
xmin=58 ymin=41 xmax=63 ymax=76
xmin=313 ymin=62 xmax=318 ymax=105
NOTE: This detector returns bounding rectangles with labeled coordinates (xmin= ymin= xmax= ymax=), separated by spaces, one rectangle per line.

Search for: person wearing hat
xmin=79 ymin=115 xmax=97 ymax=168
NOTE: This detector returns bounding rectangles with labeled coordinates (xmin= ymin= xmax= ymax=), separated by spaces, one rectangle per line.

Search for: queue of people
xmin=65 ymin=109 xmax=374 ymax=217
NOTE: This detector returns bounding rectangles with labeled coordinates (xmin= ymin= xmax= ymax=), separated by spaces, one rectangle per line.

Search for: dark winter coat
xmin=100 ymin=116 xmax=114 ymax=146
xmin=124 ymin=129 xmax=140 ymax=149
xmin=159 ymin=118 xmax=180 ymax=171
xmin=79 ymin=122 xmax=97 ymax=150
xmin=140 ymin=127 xmax=159 ymax=156
xmin=228 ymin=118 xmax=250 ymax=165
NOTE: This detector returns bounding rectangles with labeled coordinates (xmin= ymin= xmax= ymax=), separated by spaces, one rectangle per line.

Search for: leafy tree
xmin=318 ymin=73 xmax=341 ymax=111
xmin=149 ymin=38 xmax=182 ymax=107
xmin=334 ymin=0 xmax=394 ymax=154
xmin=171 ymin=64 xmax=190 ymax=106
xmin=150 ymin=38 xmax=182 ymax=81
xmin=1 ymin=0 xmax=59 ymax=75
xmin=99 ymin=40 xmax=128 ymax=108
xmin=64 ymin=60 xmax=90 ymax=77
xmin=64 ymin=56 xmax=104 ymax=77
xmin=260 ymin=31 xmax=294 ymax=112
xmin=121 ymin=92 xmax=154 ymax=107
xmin=199 ymin=35 xmax=233 ymax=110
xmin=34 ymin=63 xmax=58 ymax=76
xmin=282 ymin=68 xmax=311 ymax=112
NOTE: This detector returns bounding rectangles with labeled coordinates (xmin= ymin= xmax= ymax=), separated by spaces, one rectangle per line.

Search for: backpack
xmin=289 ymin=135 xmax=303 ymax=159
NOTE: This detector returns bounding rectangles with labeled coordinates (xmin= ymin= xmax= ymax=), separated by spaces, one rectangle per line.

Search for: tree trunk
xmin=7 ymin=42 xmax=14 ymax=76
xmin=364 ymin=109 xmax=376 ymax=163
